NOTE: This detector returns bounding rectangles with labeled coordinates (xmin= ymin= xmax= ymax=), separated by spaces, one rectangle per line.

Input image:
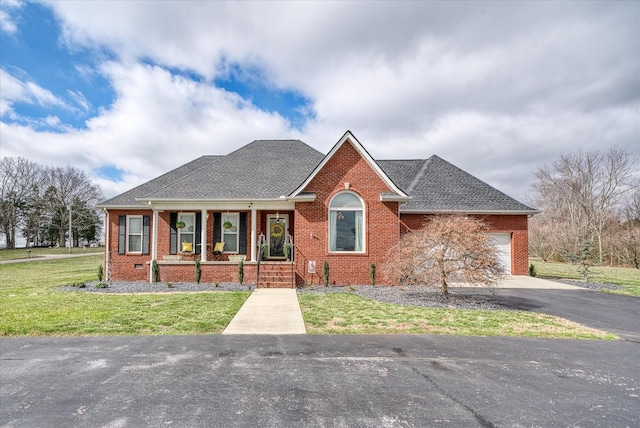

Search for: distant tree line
xmin=530 ymin=146 xmax=640 ymax=270
xmin=0 ymin=157 xmax=104 ymax=249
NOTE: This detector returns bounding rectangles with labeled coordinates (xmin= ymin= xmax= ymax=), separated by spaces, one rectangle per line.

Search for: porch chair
xmin=211 ymin=242 xmax=225 ymax=261
xmin=180 ymin=241 xmax=195 ymax=261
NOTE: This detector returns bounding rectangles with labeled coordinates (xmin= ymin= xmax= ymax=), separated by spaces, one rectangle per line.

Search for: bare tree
xmin=41 ymin=166 xmax=103 ymax=248
xmin=383 ymin=215 xmax=504 ymax=296
xmin=531 ymin=146 xmax=639 ymax=264
xmin=0 ymin=157 xmax=42 ymax=249
xmin=618 ymin=189 xmax=640 ymax=269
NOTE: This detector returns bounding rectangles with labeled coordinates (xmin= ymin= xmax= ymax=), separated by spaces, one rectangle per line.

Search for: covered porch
xmin=145 ymin=199 xmax=300 ymax=287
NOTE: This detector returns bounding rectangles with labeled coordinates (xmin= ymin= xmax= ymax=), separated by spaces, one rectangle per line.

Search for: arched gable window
xmin=329 ymin=192 xmax=365 ymax=252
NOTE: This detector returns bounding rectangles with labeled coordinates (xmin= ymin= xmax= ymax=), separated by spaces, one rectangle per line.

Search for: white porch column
xmin=200 ymin=209 xmax=207 ymax=261
xmin=150 ymin=209 xmax=159 ymax=283
xmin=250 ymin=207 xmax=257 ymax=262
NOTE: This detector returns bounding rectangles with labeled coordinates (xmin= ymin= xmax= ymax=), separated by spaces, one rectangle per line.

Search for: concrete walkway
xmin=223 ymin=289 xmax=306 ymax=335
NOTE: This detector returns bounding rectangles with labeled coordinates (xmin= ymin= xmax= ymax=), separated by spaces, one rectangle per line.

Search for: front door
xmin=267 ymin=214 xmax=288 ymax=258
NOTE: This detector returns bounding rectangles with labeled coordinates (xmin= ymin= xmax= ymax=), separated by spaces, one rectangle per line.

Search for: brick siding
xmin=293 ymin=140 xmax=400 ymax=285
xmin=400 ymin=213 xmax=530 ymax=275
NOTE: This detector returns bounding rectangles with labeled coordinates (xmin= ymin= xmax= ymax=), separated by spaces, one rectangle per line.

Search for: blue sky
xmin=1 ymin=1 xmax=638 ymax=200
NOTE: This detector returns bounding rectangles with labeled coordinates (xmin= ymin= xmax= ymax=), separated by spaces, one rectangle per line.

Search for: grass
xmin=0 ymin=255 xmax=250 ymax=336
xmin=298 ymin=293 xmax=617 ymax=339
xmin=0 ymin=246 xmax=104 ymax=261
xmin=0 ymin=254 xmax=622 ymax=338
xmin=530 ymin=259 xmax=640 ymax=297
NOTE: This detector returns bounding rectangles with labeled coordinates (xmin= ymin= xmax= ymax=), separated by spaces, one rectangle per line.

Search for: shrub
xmin=369 ymin=262 xmax=376 ymax=286
xmin=97 ymin=264 xmax=104 ymax=281
xmin=96 ymin=282 xmax=109 ymax=289
xmin=238 ymin=260 xmax=244 ymax=284
xmin=382 ymin=215 xmax=503 ymax=296
xmin=323 ymin=261 xmax=329 ymax=287
xmin=195 ymin=259 xmax=202 ymax=284
xmin=529 ymin=263 xmax=537 ymax=277
xmin=152 ymin=259 xmax=159 ymax=283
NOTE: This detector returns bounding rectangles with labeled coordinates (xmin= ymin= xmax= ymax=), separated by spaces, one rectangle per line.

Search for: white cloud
xmin=2 ymin=1 xmax=638 ymax=203
xmin=1 ymin=62 xmax=294 ymax=197
xmin=0 ymin=0 xmax=22 ymax=34
xmin=0 ymin=68 xmax=68 ymax=117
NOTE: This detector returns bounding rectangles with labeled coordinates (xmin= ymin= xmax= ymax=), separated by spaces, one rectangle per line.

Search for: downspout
xmin=150 ymin=208 xmax=159 ymax=283
xmin=250 ymin=206 xmax=257 ymax=262
xmin=103 ymin=209 xmax=110 ymax=281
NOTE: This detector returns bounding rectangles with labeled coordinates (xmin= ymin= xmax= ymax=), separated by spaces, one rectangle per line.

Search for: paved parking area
xmin=453 ymin=282 xmax=640 ymax=342
xmin=1 ymin=335 xmax=638 ymax=427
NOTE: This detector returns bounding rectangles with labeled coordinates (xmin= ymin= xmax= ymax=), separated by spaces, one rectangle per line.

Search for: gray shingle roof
xmin=100 ymin=138 xmax=535 ymax=214
xmin=379 ymin=156 xmax=536 ymax=213
xmin=97 ymin=155 xmax=222 ymax=207
xmin=139 ymin=140 xmax=324 ymax=201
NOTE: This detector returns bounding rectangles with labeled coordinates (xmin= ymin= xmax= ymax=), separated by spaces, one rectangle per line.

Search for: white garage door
xmin=489 ymin=233 xmax=511 ymax=275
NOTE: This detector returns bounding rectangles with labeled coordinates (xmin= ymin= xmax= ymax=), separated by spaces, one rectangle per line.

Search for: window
xmin=329 ymin=192 xmax=364 ymax=252
xmin=127 ymin=215 xmax=143 ymax=253
xmin=118 ymin=215 xmax=149 ymax=255
xmin=178 ymin=213 xmax=196 ymax=250
xmin=221 ymin=213 xmax=239 ymax=253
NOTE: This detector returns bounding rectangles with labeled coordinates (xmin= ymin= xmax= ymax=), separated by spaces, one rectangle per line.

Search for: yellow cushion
xmin=181 ymin=242 xmax=193 ymax=252
xmin=214 ymin=242 xmax=225 ymax=253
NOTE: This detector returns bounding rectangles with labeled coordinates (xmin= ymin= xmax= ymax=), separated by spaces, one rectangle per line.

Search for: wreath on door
xmin=270 ymin=222 xmax=285 ymax=238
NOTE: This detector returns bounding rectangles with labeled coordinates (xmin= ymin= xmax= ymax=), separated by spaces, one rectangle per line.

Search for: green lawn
xmin=0 ymin=255 xmax=250 ymax=336
xmin=0 ymin=254 xmax=620 ymax=338
xmin=298 ymin=293 xmax=616 ymax=339
xmin=530 ymin=259 xmax=640 ymax=297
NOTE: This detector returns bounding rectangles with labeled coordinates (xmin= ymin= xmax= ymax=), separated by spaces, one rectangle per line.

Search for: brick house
xmin=97 ymin=131 xmax=537 ymax=287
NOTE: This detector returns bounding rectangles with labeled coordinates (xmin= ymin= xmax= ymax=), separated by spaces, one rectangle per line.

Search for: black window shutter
xmin=170 ymin=213 xmax=177 ymax=255
xmin=142 ymin=215 xmax=150 ymax=255
xmin=195 ymin=212 xmax=202 ymax=254
xmin=118 ymin=215 xmax=126 ymax=255
xmin=213 ymin=213 xmax=221 ymax=244
xmin=239 ymin=212 xmax=247 ymax=254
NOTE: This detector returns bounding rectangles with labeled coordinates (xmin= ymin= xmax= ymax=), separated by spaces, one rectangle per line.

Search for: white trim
xmin=284 ymin=193 xmax=316 ymax=202
xmin=104 ymin=209 xmax=110 ymax=280
xmin=136 ymin=200 xmax=295 ymax=211
xmin=328 ymin=191 xmax=366 ymax=254
xmin=221 ymin=212 xmax=240 ymax=253
xmin=126 ymin=215 xmax=143 ymax=254
xmin=200 ymin=209 xmax=207 ymax=262
xmin=250 ymin=208 xmax=257 ymax=262
xmin=177 ymin=213 xmax=196 ymax=252
xmin=290 ymin=131 xmax=409 ymax=199
xmin=399 ymin=209 xmax=540 ymax=215
xmin=380 ymin=193 xmax=412 ymax=202
xmin=150 ymin=209 xmax=158 ymax=282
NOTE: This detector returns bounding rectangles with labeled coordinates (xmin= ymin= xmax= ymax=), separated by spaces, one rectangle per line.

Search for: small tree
xmin=151 ymin=259 xmax=159 ymax=283
xmin=238 ymin=259 xmax=244 ymax=285
xmin=323 ymin=261 xmax=329 ymax=287
xmin=369 ymin=262 xmax=376 ymax=286
xmin=383 ymin=215 xmax=504 ymax=296
xmin=195 ymin=259 xmax=202 ymax=284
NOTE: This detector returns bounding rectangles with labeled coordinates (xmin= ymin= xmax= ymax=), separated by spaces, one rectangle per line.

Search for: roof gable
xmin=290 ymin=130 xmax=408 ymax=199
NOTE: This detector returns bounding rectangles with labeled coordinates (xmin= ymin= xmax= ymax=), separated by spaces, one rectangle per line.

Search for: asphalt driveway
xmin=453 ymin=277 xmax=640 ymax=342
xmin=1 ymin=335 xmax=638 ymax=427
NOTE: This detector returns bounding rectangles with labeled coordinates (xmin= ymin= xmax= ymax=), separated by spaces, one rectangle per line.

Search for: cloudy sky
xmin=1 ymin=1 xmax=638 ymax=203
